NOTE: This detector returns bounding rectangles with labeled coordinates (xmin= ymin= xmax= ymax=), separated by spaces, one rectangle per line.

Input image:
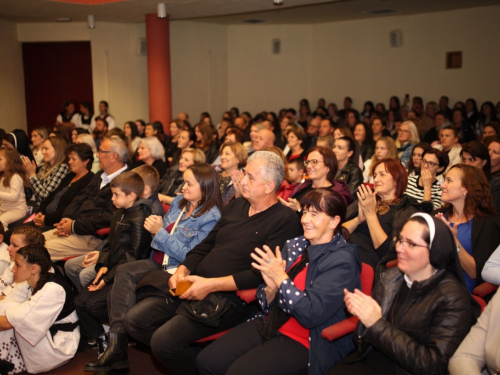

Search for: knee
xmin=151 ymin=328 xmax=177 ymax=361
xmin=123 ymin=307 xmax=145 ymax=336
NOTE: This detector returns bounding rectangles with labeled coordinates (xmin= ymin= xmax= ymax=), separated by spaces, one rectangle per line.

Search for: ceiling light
xmin=273 ymin=0 xmax=283 ymax=5
xmin=157 ymin=3 xmax=167 ymax=18
xmin=87 ymin=14 xmax=95 ymax=29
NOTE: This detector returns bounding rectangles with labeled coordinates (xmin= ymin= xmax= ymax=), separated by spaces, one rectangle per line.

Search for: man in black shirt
xmin=86 ymin=151 xmax=302 ymax=374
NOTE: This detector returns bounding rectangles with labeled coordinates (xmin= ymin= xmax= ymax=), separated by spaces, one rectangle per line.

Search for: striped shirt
xmin=404 ymin=175 xmax=443 ymax=210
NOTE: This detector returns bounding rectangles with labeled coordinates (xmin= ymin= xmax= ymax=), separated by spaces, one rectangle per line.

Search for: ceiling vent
xmin=240 ymin=19 xmax=268 ymax=24
xmin=365 ymin=9 xmax=399 ymax=15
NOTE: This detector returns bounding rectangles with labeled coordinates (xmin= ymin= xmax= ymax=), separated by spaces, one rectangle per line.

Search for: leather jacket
xmin=335 ymin=160 xmax=363 ymax=196
xmin=355 ymin=267 xmax=473 ymax=375
xmin=96 ymin=198 xmax=153 ymax=284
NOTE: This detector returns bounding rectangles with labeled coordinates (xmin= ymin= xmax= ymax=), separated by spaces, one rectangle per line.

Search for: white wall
xmin=17 ymin=22 xmax=149 ymax=128
xmin=0 ymin=19 xmax=26 ymax=131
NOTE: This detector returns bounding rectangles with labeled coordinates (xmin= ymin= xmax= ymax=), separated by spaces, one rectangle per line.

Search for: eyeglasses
xmin=304 ymin=159 xmax=324 ymax=166
xmin=395 ymin=236 xmax=429 ymax=250
xmin=399 ymin=129 xmax=411 ymax=134
xmin=98 ymin=149 xmax=113 ymax=155
xmin=422 ymin=159 xmax=438 ymax=168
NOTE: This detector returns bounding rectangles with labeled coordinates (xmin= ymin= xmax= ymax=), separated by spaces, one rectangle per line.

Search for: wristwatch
xmin=456 ymin=243 xmax=461 ymax=253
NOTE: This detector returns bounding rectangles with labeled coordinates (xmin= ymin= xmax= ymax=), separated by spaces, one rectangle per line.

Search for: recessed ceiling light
xmin=57 ymin=17 xmax=72 ymax=22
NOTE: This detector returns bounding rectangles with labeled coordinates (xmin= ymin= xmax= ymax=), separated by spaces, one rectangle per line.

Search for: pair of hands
xmin=33 ymin=212 xmax=45 ymax=227
xmin=344 ymin=288 xmax=382 ymax=328
xmin=168 ymin=266 xmax=216 ymax=301
xmin=88 ymin=266 xmax=107 ymax=291
xmin=251 ymin=245 xmax=288 ymax=297
xmin=144 ymin=215 xmax=163 ymax=235
xmin=21 ymin=156 xmax=37 ymax=178
xmin=231 ymin=170 xmax=244 ymax=198
xmin=54 ymin=218 xmax=73 ymax=237
xmin=356 ymin=184 xmax=377 ymax=223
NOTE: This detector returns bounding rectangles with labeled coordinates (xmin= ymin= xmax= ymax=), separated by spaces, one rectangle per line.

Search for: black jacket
xmin=38 ymin=171 xmax=94 ymax=227
xmin=335 ymin=160 xmax=363 ymax=196
xmin=62 ymin=167 xmax=129 ymax=237
xmin=354 ymin=267 xmax=473 ymax=375
xmin=95 ymin=198 xmax=153 ymax=284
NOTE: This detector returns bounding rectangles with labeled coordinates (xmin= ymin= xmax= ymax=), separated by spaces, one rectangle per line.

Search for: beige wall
xmin=311 ymin=5 xmax=500 ymax=111
xmin=17 ymin=22 xmax=149 ymax=129
xmin=0 ymin=19 xmax=26 ymax=132
xmin=170 ymin=21 xmax=228 ymax=125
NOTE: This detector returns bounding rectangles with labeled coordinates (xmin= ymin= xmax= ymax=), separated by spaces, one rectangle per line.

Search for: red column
xmin=146 ymin=13 xmax=172 ymax=135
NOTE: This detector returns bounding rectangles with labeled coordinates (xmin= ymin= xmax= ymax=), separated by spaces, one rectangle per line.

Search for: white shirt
xmin=100 ymin=164 xmax=128 ymax=189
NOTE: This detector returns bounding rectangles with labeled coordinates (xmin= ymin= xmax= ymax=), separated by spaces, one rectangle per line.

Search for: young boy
xmin=132 ymin=164 xmax=165 ymax=216
xmin=74 ymin=171 xmax=154 ymax=355
xmin=287 ymin=158 xmax=306 ymax=185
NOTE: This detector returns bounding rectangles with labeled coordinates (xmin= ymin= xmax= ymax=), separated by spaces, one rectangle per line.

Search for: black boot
xmin=83 ymin=331 xmax=129 ymax=372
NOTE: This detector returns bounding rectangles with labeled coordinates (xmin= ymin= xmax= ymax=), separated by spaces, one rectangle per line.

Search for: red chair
xmin=321 ymin=263 xmax=375 ymax=341
xmin=473 ymin=282 xmax=498 ymax=299
xmin=162 ymin=203 xmax=170 ymax=214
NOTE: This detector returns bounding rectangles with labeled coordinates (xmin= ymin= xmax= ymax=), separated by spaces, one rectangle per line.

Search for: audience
xmin=363 ymin=137 xmax=397 ymax=183
xmin=333 ymin=136 xmax=363 ymax=195
xmin=214 ymin=141 xmax=247 ymax=205
xmin=395 ymin=121 xmax=420 ymax=167
xmin=407 ymin=141 xmax=432 ymax=177
xmin=133 ymin=136 xmax=169 ymax=177
xmin=435 ymin=125 xmax=463 ymax=173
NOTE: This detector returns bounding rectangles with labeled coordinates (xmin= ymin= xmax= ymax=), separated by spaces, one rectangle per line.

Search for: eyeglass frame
xmin=421 ymin=159 xmax=439 ymax=168
xmin=304 ymin=159 xmax=324 ymax=167
xmin=395 ymin=236 xmax=429 ymax=250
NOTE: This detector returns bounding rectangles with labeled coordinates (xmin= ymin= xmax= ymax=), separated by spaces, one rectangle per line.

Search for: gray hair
xmin=76 ymin=133 xmax=97 ymax=153
xmin=140 ymin=137 xmax=166 ymax=162
xmin=248 ymin=151 xmax=284 ymax=193
xmin=108 ymin=135 xmax=129 ymax=163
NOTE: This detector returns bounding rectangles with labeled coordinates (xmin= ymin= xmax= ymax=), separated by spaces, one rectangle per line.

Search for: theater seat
xmin=321 ymin=263 xmax=374 ymax=342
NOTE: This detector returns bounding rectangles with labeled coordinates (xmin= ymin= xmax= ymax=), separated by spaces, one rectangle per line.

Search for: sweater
xmin=182 ymin=197 xmax=303 ymax=290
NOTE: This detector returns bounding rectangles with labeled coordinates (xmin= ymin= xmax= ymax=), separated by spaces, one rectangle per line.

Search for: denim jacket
xmin=150 ymin=194 xmax=221 ymax=271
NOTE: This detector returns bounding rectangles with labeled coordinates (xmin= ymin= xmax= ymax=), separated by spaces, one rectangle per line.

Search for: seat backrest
xmin=162 ymin=203 xmax=170 ymax=214
xmin=361 ymin=262 xmax=375 ymax=296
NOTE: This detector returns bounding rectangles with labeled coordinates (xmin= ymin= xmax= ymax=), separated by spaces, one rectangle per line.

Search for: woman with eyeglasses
xmin=434 ymin=164 xmax=500 ymax=293
xmin=279 ymin=147 xmax=352 ymax=212
xmin=326 ymin=213 xmax=474 ymax=375
xmin=395 ymin=121 xmax=420 ymax=168
xmin=343 ymin=159 xmax=433 ymax=270
xmin=405 ymin=149 xmax=449 ymax=210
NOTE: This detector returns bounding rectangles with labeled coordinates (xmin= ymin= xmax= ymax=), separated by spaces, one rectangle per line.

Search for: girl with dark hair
xmin=124 ymin=121 xmax=141 ymax=152
xmin=165 ymin=119 xmax=189 ymax=162
xmin=2 ymin=129 xmax=36 ymax=164
xmin=407 ymin=142 xmax=432 ymax=177
xmin=460 ymin=140 xmax=500 ymax=213
xmin=361 ymin=101 xmax=375 ymax=122
xmin=354 ymin=123 xmax=374 ymax=162
xmin=195 ymin=123 xmax=219 ymax=164
xmin=405 ymin=148 xmax=449 ymax=209
xmin=171 ymin=128 xmax=196 ymax=167
xmin=389 ymin=96 xmax=400 ymax=112
xmin=280 ymin=147 xmax=352 ymax=212
xmin=435 ymin=164 xmax=500 ymax=293
xmin=22 ymin=136 xmax=70 ymax=202
xmin=197 ymin=189 xmax=361 ymax=375
xmin=85 ymin=163 xmax=222 ymax=371
xmin=344 ymin=159 xmax=433 ymax=269
xmin=333 ymin=136 xmax=363 ymax=196
xmin=0 ymin=148 xmax=29 ymax=230
xmin=0 ymin=245 xmax=79 ymax=374
xmin=328 ymin=213 xmax=473 ymax=375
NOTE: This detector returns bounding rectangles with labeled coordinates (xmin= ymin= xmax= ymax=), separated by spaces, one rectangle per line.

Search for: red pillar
xmin=146 ymin=13 xmax=172 ymax=135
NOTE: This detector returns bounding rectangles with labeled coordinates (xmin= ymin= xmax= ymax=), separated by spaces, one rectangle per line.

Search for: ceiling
xmin=1 ymin=0 xmax=499 ymax=25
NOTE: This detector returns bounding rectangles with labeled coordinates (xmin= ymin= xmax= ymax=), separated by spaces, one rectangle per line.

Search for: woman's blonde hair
xmin=39 ymin=137 xmax=67 ymax=179
xmin=368 ymin=137 xmax=398 ymax=177
xmin=219 ymin=141 xmax=247 ymax=169
xmin=182 ymin=148 xmax=206 ymax=164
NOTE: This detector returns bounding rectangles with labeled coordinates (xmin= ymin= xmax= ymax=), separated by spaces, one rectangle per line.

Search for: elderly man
xmin=85 ymin=151 xmax=302 ymax=374
xmin=44 ymin=136 xmax=129 ymax=261
xmin=252 ymin=129 xmax=276 ymax=152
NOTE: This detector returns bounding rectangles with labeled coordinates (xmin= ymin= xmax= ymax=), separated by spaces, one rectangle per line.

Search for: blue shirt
xmin=449 ymin=216 xmax=474 ymax=293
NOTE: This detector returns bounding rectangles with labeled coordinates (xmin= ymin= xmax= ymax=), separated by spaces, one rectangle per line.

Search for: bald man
xmin=253 ymin=129 xmax=275 ymax=151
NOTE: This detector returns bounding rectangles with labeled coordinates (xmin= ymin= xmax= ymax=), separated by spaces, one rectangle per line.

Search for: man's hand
xmin=54 ymin=218 xmax=73 ymax=237
xmin=169 ymin=265 xmax=190 ymax=290
xmin=180 ymin=275 xmax=215 ymax=301
xmin=82 ymin=251 xmax=99 ymax=268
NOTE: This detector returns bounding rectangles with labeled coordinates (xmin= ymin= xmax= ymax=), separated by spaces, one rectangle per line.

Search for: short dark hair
xmin=422 ymin=148 xmax=449 ymax=176
xmin=288 ymin=158 xmax=305 ymax=172
xmin=440 ymin=125 xmax=459 ymax=138
xmin=100 ymin=100 xmax=109 ymax=109
xmin=81 ymin=101 xmax=91 ymax=110
xmin=461 ymin=141 xmax=491 ymax=179
xmin=110 ymin=171 xmax=144 ymax=200
xmin=179 ymin=163 xmax=223 ymax=217
xmin=337 ymin=136 xmax=356 ymax=153
xmin=307 ymin=146 xmax=338 ymax=183
xmin=96 ymin=118 xmax=109 ymax=129
xmin=66 ymin=143 xmax=94 ymax=171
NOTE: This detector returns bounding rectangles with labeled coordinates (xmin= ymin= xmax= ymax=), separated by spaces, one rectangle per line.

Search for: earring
xmin=463 ymin=192 xmax=467 ymax=199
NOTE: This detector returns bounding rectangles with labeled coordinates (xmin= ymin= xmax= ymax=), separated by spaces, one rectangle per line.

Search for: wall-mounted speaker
xmin=137 ymin=38 xmax=147 ymax=56
xmin=390 ymin=30 xmax=402 ymax=48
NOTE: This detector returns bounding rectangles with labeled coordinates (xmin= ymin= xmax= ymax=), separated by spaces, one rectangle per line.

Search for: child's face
xmin=111 ymin=187 xmax=136 ymax=209
xmin=8 ymin=234 xmax=27 ymax=261
xmin=287 ymin=165 xmax=303 ymax=184
xmin=0 ymin=153 xmax=6 ymax=172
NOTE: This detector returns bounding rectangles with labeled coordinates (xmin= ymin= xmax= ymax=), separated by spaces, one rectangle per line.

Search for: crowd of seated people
xmin=0 ymin=94 xmax=499 ymax=374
